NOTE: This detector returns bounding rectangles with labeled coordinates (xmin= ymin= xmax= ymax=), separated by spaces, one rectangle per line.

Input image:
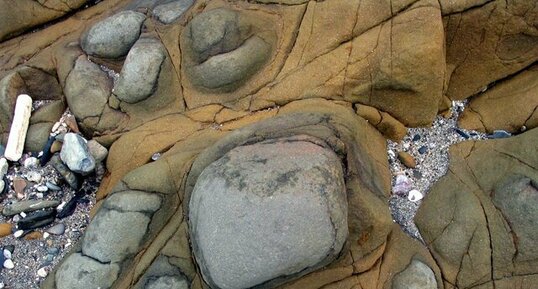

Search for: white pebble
xmin=37 ymin=267 xmax=48 ymax=278
xmin=0 ymin=282 xmax=5 ymax=288
xmin=36 ymin=192 xmax=44 ymax=199
xmin=3 ymin=249 xmax=12 ymax=259
xmin=52 ymin=122 xmax=61 ymax=132
xmin=23 ymin=157 xmax=39 ymax=168
xmin=26 ymin=171 xmax=42 ymax=183
xmin=56 ymin=201 xmax=66 ymax=211
xmin=3 ymin=259 xmax=14 ymax=269
xmin=408 ymin=189 xmax=424 ymax=202
xmin=13 ymin=230 xmax=24 ymax=238
xmin=20 ymin=212 xmax=27 ymax=218
xmin=43 ymin=232 xmax=50 ymax=239
xmin=37 ymin=185 xmax=48 ymax=192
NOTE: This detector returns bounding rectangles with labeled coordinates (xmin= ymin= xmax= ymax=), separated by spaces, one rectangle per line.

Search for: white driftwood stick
xmin=4 ymin=94 xmax=33 ymax=161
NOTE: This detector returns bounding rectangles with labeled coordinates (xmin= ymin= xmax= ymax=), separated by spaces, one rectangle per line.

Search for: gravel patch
xmin=387 ymin=101 xmax=487 ymax=240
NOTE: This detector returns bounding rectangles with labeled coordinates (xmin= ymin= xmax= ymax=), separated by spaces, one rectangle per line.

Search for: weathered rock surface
xmin=55 ymin=253 xmax=120 ymax=289
xmin=113 ymin=38 xmax=166 ymax=103
xmin=189 ymin=137 xmax=348 ymax=288
xmin=153 ymin=0 xmax=194 ymax=24
xmin=459 ymin=65 xmax=538 ymax=133
xmin=81 ymin=10 xmax=146 ymax=59
xmin=416 ymin=127 xmax=538 ymax=288
xmin=392 ymin=259 xmax=437 ymax=289
xmin=0 ymin=0 xmax=88 ymax=42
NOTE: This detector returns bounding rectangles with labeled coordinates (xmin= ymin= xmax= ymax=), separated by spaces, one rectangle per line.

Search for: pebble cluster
xmin=386 ymin=101 xmax=512 ymax=240
xmin=0 ymin=108 xmax=105 ymax=289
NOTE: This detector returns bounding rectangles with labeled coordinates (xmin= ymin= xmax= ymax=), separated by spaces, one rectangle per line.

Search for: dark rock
xmin=413 ymin=169 xmax=422 ymax=179
xmin=81 ymin=11 xmax=146 ymax=58
xmin=418 ymin=146 xmax=428 ymax=154
xmin=57 ymin=197 xmax=79 ymax=219
xmin=454 ymin=128 xmax=470 ymax=139
xmin=412 ymin=134 xmax=421 ymax=141
xmin=40 ymin=136 xmax=56 ymax=166
xmin=0 ymin=144 xmax=4 ymax=156
xmin=18 ymin=217 xmax=55 ymax=230
xmin=17 ymin=209 xmax=57 ymax=230
xmin=50 ymin=154 xmax=80 ymax=190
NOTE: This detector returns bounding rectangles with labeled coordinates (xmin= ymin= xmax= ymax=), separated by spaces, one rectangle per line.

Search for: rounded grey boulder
xmin=392 ymin=259 xmax=437 ymax=289
xmin=113 ymin=38 xmax=166 ymax=103
xmin=81 ymin=10 xmax=146 ymax=59
xmin=189 ymin=137 xmax=348 ymax=289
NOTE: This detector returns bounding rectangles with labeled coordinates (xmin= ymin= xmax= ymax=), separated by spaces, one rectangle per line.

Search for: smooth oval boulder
xmin=189 ymin=138 xmax=348 ymax=289
xmin=392 ymin=259 xmax=437 ymax=289
xmin=81 ymin=10 xmax=146 ymax=59
xmin=55 ymin=253 xmax=120 ymax=289
xmin=113 ymin=38 xmax=166 ymax=104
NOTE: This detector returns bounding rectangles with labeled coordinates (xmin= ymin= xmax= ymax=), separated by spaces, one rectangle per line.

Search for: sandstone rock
xmin=392 ymin=259 xmax=437 ymax=289
xmin=416 ymin=128 xmax=538 ymax=288
xmin=189 ymin=138 xmax=348 ymax=289
xmin=60 ymin=133 xmax=96 ymax=174
xmin=459 ymin=65 xmax=538 ymax=133
xmin=55 ymin=253 xmax=120 ymax=289
xmin=81 ymin=10 xmax=146 ymax=59
xmin=87 ymin=139 xmax=108 ymax=163
xmin=153 ymin=0 xmax=194 ymax=24
xmin=0 ymin=223 xmax=12 ymax=238
xmin=398 ymin=151 xmax=416 ymax=168
xmin=113 ymin=38 xmax=166 ymax=104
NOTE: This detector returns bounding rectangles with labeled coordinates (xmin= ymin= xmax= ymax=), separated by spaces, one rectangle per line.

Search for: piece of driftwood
xmin=5 ymin=94 xmax=33 ymax=161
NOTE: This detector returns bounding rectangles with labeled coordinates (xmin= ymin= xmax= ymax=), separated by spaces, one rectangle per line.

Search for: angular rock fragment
xmin=60 ymin=133 xmax=96 ymax=174
xmin=81 ymin=11 xmax=146 ymax=59
xmin=153 ymin=0 xmax=194 ymax=24
xmin=189 ymin=138 xmax=348 ymax=289
xmin=50 ymin=154 xmax=80 ymax=190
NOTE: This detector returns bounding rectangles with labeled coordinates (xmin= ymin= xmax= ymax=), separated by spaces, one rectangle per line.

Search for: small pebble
xmin=151 ymin=152 xmax=161 ymax=161
xmin=4 ymin=245 xmax=14 ymax=254
xmin=36 ymin=192 xmax=44 ymax=199
xmin=43 ymin=232 xmax=50 ymax=239
xmin=454 ymin=128 xmax=470 ymax=139
xmin=36 ymin=185 xmax=48 ymax=192
xmin=408 ymin=189 xmax=424 ymax=202
xmin=23 ymin=157 xmax=39 ymax=168
xmin=398 ymin=151 xmax=417 ymax=168
xmin=47 ymin=247 xmax=59 ymax=255
xmin=392 ymin=174 xmax=412 ymax=195
xmin=3 ymin=259 xmax=14 ymax=269
xmin=20 ymin=212 xmax=26 ymax=218
xmin=412 ymin=134 xmax=420 ymax=141
xmin=3 ymin=249 xmax=12 ymax=259
xmin=0 ymin=158 xmax=8 ymax=178
xmin=418 ymin=146 xmax=428 ymax=154
xmin=37 ymin=267 xmax=48 ymax=278
xmin=46 ymin=223 xmax=66 ymax=235
xmin=26 ymin=171 xmax=42 ymax=183
xmin=0 ymin=223 xmax=12 ymax=237
xmin=45 ymin=181 xmax=61 ymax=191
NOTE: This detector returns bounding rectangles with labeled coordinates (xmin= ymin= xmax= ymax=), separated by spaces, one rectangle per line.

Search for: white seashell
xmin=408 ymin=189 xmax=424 ymax=202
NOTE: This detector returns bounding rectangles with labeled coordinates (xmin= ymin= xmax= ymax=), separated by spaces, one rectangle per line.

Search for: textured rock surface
xmin=190 ymin=138 xmax=348 ymax=288
xmin=153 ymin=0 xmax=194 ymax=24
xmin=416 ymin=128 xmax=538 ymax=288
xmin=113 ymin=38 xmax=166 ymax=103
xmin=81 ymin=10 xmax=146 ymax=58
xmin=392 ymin=259 xmax=437 ymax=289
xmin=55 ymin=253 xmax=120 ymax=289
xmin=459 ymin=65 xmax=538 ymax=133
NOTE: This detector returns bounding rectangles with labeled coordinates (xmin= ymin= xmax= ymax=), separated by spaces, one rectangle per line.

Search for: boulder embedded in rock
xmin=189 ymin=137 xmax=348 ymax=289
xmin=392 ymin=259 xmax=437 ymax=289
xmin=153 ymin=0 xmax=194 ymax=24
xmin=55 ymin=253 xmax=120 ymax=289
xmin=113 ymin=38 xmax=166 ymax=104
xmin=81 ymin=10 xmax=146 ymax=59
xmin=60 ymin=133 xmax=96 ymax=174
